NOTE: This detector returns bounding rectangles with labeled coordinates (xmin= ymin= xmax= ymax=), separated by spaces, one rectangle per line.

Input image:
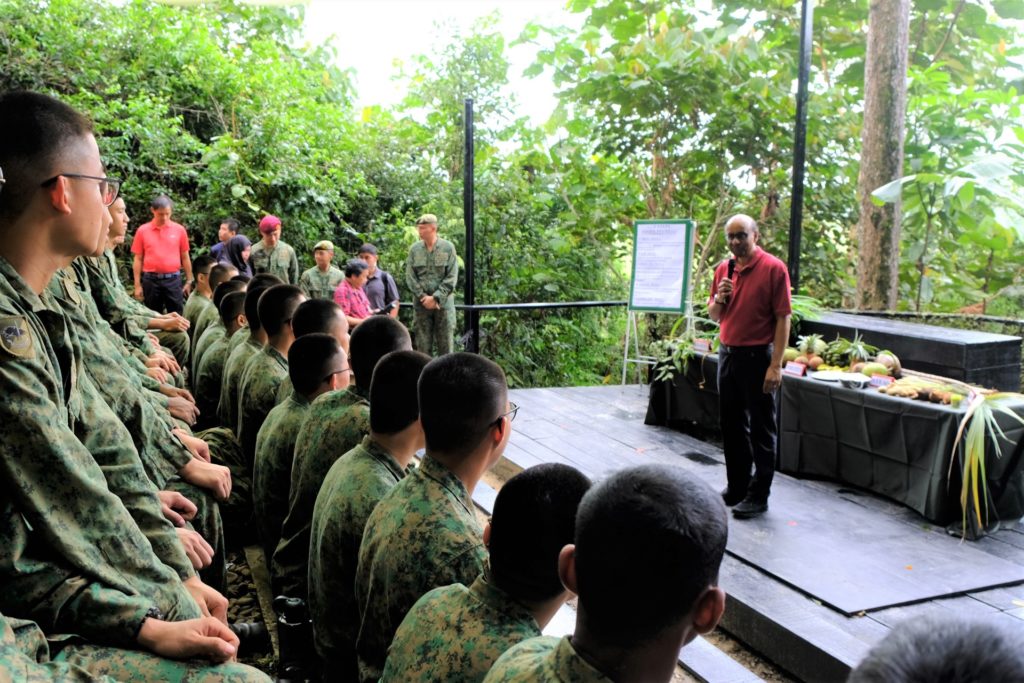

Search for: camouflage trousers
xmin=155 ymin=329 xmax=191 ymax=370
xmin=198 ymin=427 xmax=254 ymax=545
xmin=164 ymin=477 xmax=227 ymax=593
xmin=413 ymin=305 xmax=455 ymax=356
xmin=53 ymin=641 xmax=271 ymax=682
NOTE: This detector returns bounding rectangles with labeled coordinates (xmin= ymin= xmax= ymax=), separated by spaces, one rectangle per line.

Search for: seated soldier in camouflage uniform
xmin=382 ymin=463 xmax=591 ymax=683
xmin=354 ymin=352 xmax=514 ymax=683
xmin=217 ymin=274 xmax=281 ymax=431
xmin=183 ymin=254 xmax=216 ymax=337
xmin=272 ymin=316 xmax=410 ymax=600
xmin=82 ymin=195 xmax=192 ymax=370
xmin=237 ymin=284 xmax=305 ymax=480
xmin=309 ymin=349 xmax=429 ymax=680
xmin=0 ymin=90 xmax=267 ymax=680
xmin=274 ymin=297 xmax=350 ymax=404
xmin=191 ymin=263 xmax=239 ymax=378
xmin=195 ymin=288 xmax=246 ymax=430
xmin=256 ymin=334 xmax=349 ymax=561
xmin=484 ymin=465 xmax=729 ymax=683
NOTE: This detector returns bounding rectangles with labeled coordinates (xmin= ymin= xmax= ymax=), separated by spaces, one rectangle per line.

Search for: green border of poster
xmin=628 ymin=219 xmax=695 ymax=313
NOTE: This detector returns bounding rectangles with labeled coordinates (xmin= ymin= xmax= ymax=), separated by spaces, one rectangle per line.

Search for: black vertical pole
xmin=463 ymin=98 xmax=479 ymax=352
xmin=787 ymin=0 xmax=813 ymax=294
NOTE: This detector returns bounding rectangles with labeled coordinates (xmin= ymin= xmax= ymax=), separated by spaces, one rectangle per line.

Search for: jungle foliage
xmin=1 ymin=0 xmax=1021 ymax=386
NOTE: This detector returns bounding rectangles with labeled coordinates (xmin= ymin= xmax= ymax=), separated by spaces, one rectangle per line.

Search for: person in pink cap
xmin=250 ymin=214 xmax=299 ymax=284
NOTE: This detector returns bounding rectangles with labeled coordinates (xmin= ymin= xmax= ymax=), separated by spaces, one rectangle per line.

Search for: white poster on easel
xmin=628 ymin=219 xmax=695 ymax=313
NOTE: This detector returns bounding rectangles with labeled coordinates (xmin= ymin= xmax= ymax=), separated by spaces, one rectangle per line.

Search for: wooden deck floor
xmin=482 ymin=384 xmax=1024 ymax=681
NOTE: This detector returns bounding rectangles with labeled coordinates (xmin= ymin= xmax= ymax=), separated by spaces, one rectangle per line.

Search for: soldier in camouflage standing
xmin=250 ymin=214 xmax=299 ymax=284
xmin=299 ymin=240 xmax=344 ymax=299
xmin=406 ymin=213 xmax=458 ymax=355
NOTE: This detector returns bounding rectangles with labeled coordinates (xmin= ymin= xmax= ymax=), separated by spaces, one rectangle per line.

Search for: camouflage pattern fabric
xmin=53 ymin=640 xmax=272 ymax=682
xmin=298 ymin=265 xmax=344 ymax=300
xmin=194 ymin=330 xmax=231 ymax=431
xmin=355 ymin=454 xmax=486 ymax=683
xmin=250 ymin=240 xmax=299 ymax=284
xmin=196 ymin=426 xmax=252 ymax=539
xmin=164 ymin=476 xmax=228 ymax=593
xmin=227 ymin=325 xmax=251 ymax=354
xmin=184 ymin=292 xmax=215 ymax=370
xmin=271 ymin=386 xmax=370 ymax=599
xmin=236 ymin=346 xmax=289 ymax=467
xmin=0 ymin=255 xmax=200 ymax=647
xmin=1 ymin=613 xmax=113 ymax=682
xmin=253 ymin=390 xmax=310 ymax=560
xmin=308 ymin=436 xmax=408 ymax=678
xmin=193 ymin=319 xmax=225 ymax=380
xmin=482 ymin=636 xmax=611 ymax=682
xmin=405 ymin=238 xmax=458 ymax=356
xmin=381 ymin=572 xmax=539 ymax=683
xmin=80 ymin=249 xmax=157 ymax=352
xmin=217 ymin=337 xmax=261 ymax=432
xmin=153 ymin=329 xmax=191 ymax=370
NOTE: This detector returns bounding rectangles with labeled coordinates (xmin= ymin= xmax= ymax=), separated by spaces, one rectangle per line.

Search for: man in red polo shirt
xmin=132 ymin=194 xmax=194 ymax=315
xmin=708 ymin=214 xmax=791 ymax=519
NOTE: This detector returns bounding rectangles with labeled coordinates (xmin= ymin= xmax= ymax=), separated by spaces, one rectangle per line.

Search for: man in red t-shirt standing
xmin=131 ymin=194 xmax=193 ymax=315
xmin=708 ymin=214 xmax=792 ymax=519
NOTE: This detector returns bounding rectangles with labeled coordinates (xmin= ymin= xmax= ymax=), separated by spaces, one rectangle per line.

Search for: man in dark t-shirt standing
xmin=708 ymin=214 xmax=791 ymax=520
xmin=358 ymin=243 xmax=399 ymax=317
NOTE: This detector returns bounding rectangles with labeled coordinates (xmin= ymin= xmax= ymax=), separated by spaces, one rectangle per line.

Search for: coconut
xmin=875 ymin=351 xmax=902 ymax=378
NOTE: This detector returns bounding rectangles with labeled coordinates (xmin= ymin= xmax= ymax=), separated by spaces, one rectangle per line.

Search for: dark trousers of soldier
xmin=413 ymin=305 xmax=453 ymax=356
xmin=718 ymin=343 xmax=777 ymax=503
xmin=142 ymin=271 xmax=184 ymax=314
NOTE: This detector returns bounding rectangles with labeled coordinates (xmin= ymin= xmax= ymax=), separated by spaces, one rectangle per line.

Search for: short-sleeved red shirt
xmin=131 ymin=220 xmax=190 ymax=274
xmin=710 ymin=247 xmax=792 ymax=347
xmin=334 ymin=279 xmax=372 ymax=319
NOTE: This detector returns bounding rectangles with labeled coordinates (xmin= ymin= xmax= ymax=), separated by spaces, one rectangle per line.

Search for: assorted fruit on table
xmin=784 ymin=333 xmax=975 ymax=406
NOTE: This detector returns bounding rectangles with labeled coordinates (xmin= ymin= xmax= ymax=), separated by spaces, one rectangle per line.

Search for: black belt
xmin=719 ymin=343 xmax=771 ymax=353
xmin=143 ymin=271 xmax=181 ymax=280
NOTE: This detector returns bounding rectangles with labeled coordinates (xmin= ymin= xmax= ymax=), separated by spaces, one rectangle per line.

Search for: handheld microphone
xmin=723 ymin=258 xmax=736 ymax=303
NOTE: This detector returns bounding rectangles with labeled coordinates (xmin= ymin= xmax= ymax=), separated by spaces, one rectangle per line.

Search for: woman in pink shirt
xmin=334 ymin=259 xmax=372 ymax=327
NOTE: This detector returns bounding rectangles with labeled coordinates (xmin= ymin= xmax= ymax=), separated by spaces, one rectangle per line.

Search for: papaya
xmin=783 ymin=347 xmax=800 ymax=363
xmin=861 ymin=362 xmax=889 ymax=377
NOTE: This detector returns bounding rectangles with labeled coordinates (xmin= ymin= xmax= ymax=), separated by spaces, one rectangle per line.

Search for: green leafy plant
xmin=949 ymin=393 xmax=1024 ymax=538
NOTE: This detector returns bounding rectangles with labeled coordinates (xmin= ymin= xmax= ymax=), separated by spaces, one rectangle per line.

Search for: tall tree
xmin=855 ymin=0 xmax=911 ymax=310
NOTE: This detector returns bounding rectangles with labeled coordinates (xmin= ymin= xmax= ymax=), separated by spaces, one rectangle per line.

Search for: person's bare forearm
xmin=132 ymin=255 xmax=143 ymax=289
xmin=771 ymin=315 xmax=791 ymax=368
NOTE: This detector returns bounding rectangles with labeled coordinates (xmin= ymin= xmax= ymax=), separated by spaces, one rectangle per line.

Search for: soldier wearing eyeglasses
xmin=131 ymin=194 xmax=194 ymax=315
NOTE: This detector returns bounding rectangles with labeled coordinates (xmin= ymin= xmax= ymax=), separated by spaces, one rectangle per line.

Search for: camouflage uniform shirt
xmin=0 ymin=256 xmax=199 ymax=647
xmin=381 ymin=571 xmax=540 ymax=683
xmin=250 ymin=240 xmax=300 ymax=284
xmin=190 ymin=302 xmax=222 ymax=375
xmin=236 ymin=346 xmax=289 ymax=467
xmin=194 ymin=329 xmax=231 ymax=430
xmin=482 ymin=636 xmax=612 ymax=682
xmin=271 ymin=386 xmax=370 ymax=599
xmin=183 ymin=291 xmax=213 ymax=338
xmin=253 ymin=390 xmax=310 ymax=560
xmin=299 ymin=265 xmax=344 ymax=300
xmin=355 ymin=454 xmax=487 ymax=682
xmin=308 ymin=435 xmax=409 ymax=678
xmin=218 ymin=335 xmax=261 ymax=431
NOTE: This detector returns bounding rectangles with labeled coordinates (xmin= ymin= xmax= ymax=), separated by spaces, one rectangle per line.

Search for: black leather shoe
xmin=732 ymin=497 xmax=768 ymax=519
xmin=720 ymin=488 xmax=745 ymax=507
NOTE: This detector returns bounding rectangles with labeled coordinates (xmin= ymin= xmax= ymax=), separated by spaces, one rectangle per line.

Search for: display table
xmin=646 ymin=353 xmax=1024 ymax=526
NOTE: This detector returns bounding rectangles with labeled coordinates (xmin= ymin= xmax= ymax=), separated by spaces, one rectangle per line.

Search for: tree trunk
xmin=854 ymin=0 xmax=911 ymax=310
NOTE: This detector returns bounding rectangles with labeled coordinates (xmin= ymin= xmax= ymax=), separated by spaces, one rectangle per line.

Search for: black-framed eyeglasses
xmin=41 ymin=173 xmax=122 ymax=207
xmin=494 ymin=401 xmax=519 ymax=426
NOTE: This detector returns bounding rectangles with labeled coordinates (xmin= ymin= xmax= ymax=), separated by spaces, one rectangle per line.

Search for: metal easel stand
xmin=621 ymin=302 xmax=694 ymax=387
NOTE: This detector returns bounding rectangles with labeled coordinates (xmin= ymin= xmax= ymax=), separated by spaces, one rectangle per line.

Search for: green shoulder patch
xmin=0 ymin=316 xmax=35 ymax=358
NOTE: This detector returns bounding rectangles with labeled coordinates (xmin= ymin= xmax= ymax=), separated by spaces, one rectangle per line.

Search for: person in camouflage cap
xmin=483 ymin=465 xmax=729 ymax=683
xmin=299 ymin=240 xmax=344 ymax=300
xmin=405 ymin=213 xmax=458 ymax=356
xmin=309 ymin=349 xmax=429 ymax=680
xmin=250 ymin=215 xmax=299 ymax=284
xmin=253 ymin=334 xmax=347 ymax=560
xmin=0 ymin=90 xmax=259 ymax=671
xmin=354 ymin=351 xmax=513 ymax=682
xmin=381 ymin=463 xmax=590 ymax=683
xmin=271 ymin=315 xmax=410 ymax=599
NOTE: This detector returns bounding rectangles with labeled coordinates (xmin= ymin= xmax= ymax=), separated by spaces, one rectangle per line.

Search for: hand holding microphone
xmin=715 ymin=259 xmax=736 ymax=306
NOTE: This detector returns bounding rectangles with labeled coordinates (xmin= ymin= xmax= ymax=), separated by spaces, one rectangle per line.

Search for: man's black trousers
xmin=718 ymin=344 xmax=777 ymax=503
xmin=142 ymin=272 xmax=184 ymax=314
